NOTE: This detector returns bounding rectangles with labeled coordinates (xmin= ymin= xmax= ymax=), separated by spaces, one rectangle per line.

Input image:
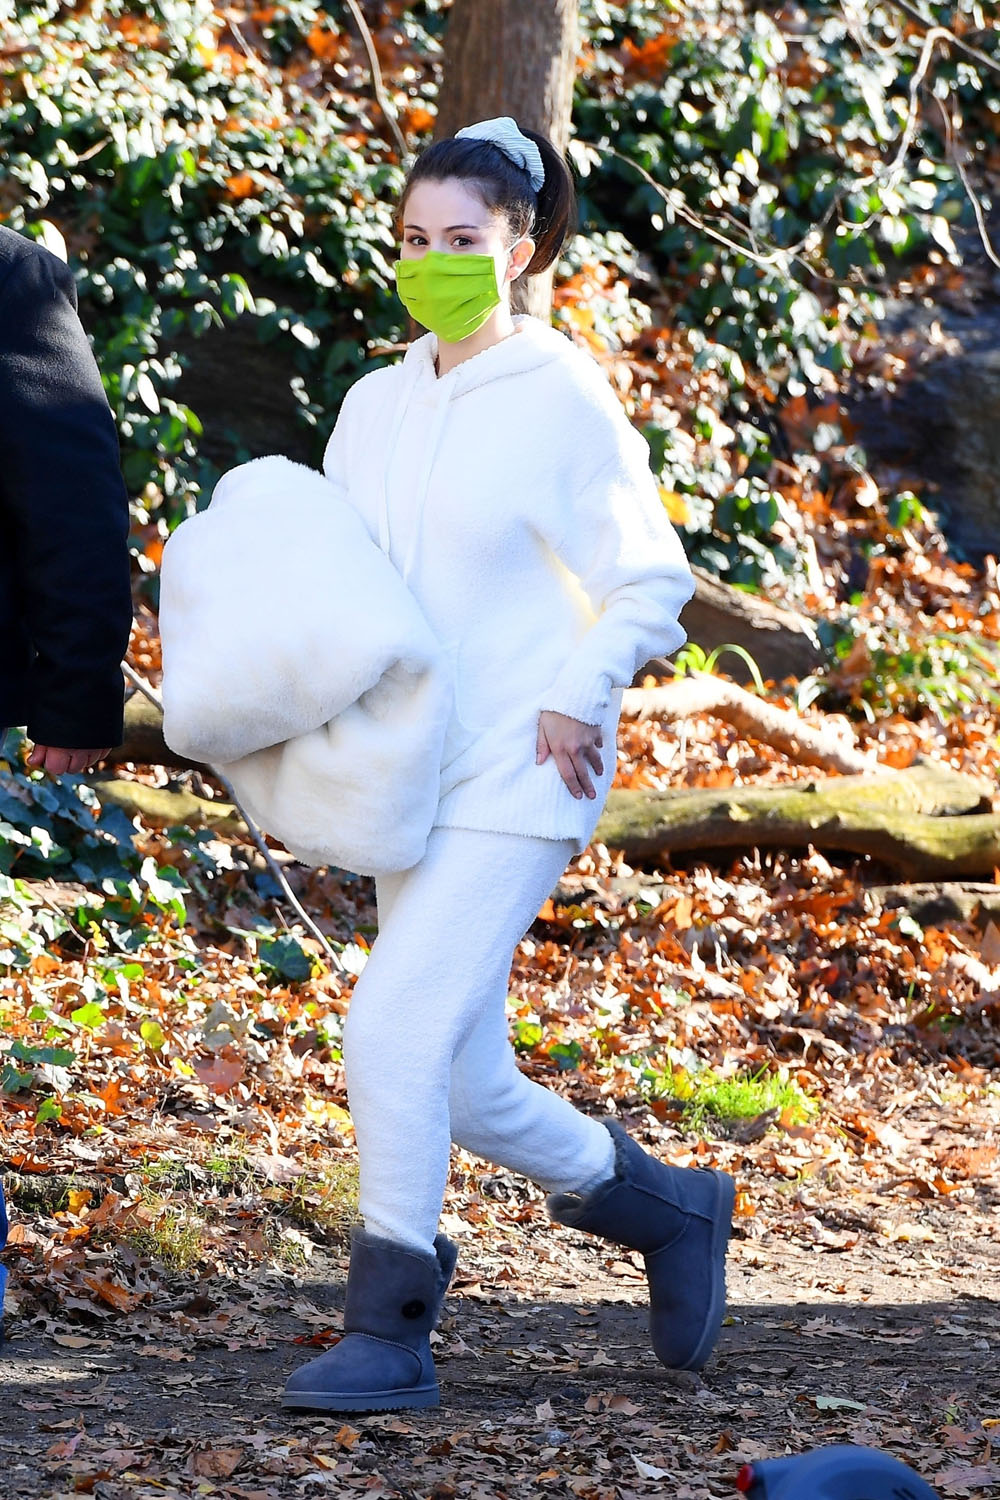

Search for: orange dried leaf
xmin=306 ymin=23 xmax=341 ymax=61
xmin=401 ymin=105 xmax=435 ymax=135
xmin=78 ymin=1271 xmax=141 ymax=1312
xmin=224 ymin=172 xmax=256 ymax=200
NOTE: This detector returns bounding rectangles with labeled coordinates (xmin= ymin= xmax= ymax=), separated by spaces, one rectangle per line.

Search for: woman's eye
xmin=407 ymin=235 xmax=427 ymax=246
xmin=453 ymin=237 xmax=473 ymax=248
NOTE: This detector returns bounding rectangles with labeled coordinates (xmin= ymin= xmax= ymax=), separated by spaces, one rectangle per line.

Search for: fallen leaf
xmin=193 ymin=1054 xmax=245 ymax=1093
xmin=190 ymin=1447 xmax=244 ymax=1478
xmin=77 ymin=1272 xmax=141 ymax=1312
xmin=45 ymin=1431 xmax=86 ymax=1459
xmin=881 ymin=1221 xmax=937 ymax=1243
xmin=932 ymin=1462 xmax=1000 ymax=1494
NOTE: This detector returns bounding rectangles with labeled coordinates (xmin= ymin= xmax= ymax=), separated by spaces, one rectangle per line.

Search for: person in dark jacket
xmin=0 ymin=224 xmax=132 ymax=773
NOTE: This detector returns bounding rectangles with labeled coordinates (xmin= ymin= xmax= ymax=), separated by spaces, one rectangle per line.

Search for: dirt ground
xmin=3 ymin=1150 xmax=998 ymax=1500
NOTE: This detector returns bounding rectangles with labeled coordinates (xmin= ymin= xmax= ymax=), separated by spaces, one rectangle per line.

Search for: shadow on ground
xmin=3 ymin=1243 xmax=998 ymax=1500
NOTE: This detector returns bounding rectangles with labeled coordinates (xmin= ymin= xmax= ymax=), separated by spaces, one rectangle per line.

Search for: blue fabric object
xmin=737 ymin=1444 xmax=940 ymax=1499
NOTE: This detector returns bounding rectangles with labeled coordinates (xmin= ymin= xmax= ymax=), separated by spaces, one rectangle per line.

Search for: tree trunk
xmin=594 ymin=761 xmax=1000 ymax=880
xmin=433 ymin=0 xmax=579 ymax=320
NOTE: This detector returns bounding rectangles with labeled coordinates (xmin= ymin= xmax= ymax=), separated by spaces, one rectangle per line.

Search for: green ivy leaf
xmin=140 ymin=1020 xmax=166 ymax=1050
xmin=70 ymin=1002 xmax=107 ymax=1030
xmin=258 ymin=934 xmax=313 ymax=983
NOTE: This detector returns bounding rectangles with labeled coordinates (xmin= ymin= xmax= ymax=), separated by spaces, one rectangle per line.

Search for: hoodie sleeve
xmin=537 ymin=423 xmax=695 ymax=728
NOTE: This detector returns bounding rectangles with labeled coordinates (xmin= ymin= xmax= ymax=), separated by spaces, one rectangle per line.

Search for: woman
xmin=282 ymin=118 xmax=734 ymax=1413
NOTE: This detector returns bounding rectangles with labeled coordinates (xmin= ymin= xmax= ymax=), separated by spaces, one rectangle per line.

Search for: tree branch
xmin=933 ymin=92 xmax=1000 ymax=271
xmin=888 ymin=0 xmax=1000 ymax=78
xmin=341 ymin=0 xmax=410 ymax=162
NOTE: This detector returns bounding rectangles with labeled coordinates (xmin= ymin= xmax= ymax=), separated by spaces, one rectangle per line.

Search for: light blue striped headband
xmin=453 ymin=117 xmax=545 ymax=192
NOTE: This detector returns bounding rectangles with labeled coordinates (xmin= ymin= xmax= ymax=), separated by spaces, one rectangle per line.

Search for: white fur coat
xmin=159 ymin=456 xmax=452 ymax=875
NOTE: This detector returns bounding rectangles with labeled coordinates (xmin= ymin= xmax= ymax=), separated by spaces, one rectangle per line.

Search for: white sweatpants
xmin=342 ymin=824 xmax=617 ymax=1255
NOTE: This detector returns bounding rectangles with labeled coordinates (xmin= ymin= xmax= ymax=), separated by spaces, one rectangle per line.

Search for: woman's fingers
xmin=573 ymin=750 xmax=596 ymax=798
xmin=25 ymin=745 xmax=110 ymax=775
xmin=554 ymin=749 xmax=584 ymax=798
xmin=555 ymin=748 xmax=596 ymax=799
xmin=44 ymin=748 xmax=72 ymax=775
xmin=536 ymin=713 xmax=605 ymax=798
xmin=585 ymin=740 xmax=604 ymax=776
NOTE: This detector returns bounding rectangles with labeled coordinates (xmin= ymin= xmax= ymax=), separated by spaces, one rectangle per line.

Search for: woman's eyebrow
xmin=404 ymin=223 xmax=484 ymax=233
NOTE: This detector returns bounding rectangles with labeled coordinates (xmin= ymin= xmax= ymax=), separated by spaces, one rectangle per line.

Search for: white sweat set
xmin=323 ymin=317 xmax=696 ymax=1253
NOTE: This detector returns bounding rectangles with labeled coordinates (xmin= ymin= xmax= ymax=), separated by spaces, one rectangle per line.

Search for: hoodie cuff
xmin=539 ymin=664 xmax=611 ymax=729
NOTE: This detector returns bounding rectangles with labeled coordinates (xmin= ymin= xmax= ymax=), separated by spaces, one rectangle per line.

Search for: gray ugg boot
xmin=546 ymin=1119 xmax=734 ymax=1372
xmin=282 ymin=1227 xmax=459 ymax=1412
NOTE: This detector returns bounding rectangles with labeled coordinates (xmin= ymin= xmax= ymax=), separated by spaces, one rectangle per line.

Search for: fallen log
xmin=621 ymin=675 xmax=876 ymax=776
xmin=594 ymin=760 xmax=1000 ymax=880
xmin=93 ymin=778 xmax=242 ymax=836
xmin=90 ymin=759 xmax=999 ymax=882
xmin=107 ymin=693 xmax=205 ymax=772
xmin=865 ymin=882 xmax=1000 ymax=929
xmin=677 ymin=567 xmax=826 ymax=685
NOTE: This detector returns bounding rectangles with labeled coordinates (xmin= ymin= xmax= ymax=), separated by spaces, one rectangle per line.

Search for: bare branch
xmin=621 ymin=674 xmax=883 ymax=777
xmin=885 ymin=25 xmax=954 ymax=180
xmin=889 ymin=0 xmax=1000 ymax=78
xmin=933 ymin=92 xmax=1000 ymax=271
xmin=591 ymin=142 xmax=832 ymax=278
xmin=342 ymin=0 xmax=410 ymax=164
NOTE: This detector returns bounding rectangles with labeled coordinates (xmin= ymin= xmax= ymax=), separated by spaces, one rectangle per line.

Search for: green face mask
xmin=394 ymin=250 xmax=505 ymax=344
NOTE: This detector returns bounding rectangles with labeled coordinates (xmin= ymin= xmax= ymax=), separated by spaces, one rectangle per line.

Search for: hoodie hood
xmin=379 ymin=316 xmax=578 ymax=581
xmin=400 ymin=313 xmax=575 ymax=399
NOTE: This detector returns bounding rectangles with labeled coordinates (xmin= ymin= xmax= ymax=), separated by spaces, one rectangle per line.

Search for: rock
xmin=846 ymin=258 xmax=1000 ymax=563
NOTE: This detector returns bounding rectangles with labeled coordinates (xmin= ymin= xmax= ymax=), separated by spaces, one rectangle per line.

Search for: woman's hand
xmin=536 ymin=711 xmax=604 ymax=799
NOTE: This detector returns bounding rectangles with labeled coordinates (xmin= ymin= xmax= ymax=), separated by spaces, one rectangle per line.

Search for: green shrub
xmin=573 ymin=0 xmax=998 ymax=585
xmin=1 ymin=0 xmax=997 ymax=590
xmin=1 ymin=0 xmax=411 ymax=529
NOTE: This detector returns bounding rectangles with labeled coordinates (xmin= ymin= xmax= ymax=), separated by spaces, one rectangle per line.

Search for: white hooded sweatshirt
xmin=323 ymin=314 xmax=695 ymax=855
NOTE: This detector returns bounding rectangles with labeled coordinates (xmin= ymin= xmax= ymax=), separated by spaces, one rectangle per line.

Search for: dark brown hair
xmin=397 ymin=126 xmax=577 ymax=295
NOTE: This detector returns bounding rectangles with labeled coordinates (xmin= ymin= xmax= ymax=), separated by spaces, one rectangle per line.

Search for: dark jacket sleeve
xmin=0 ymin=247 xmax=133 ymax=748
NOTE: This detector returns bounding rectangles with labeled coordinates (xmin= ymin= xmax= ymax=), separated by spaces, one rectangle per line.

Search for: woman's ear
xmin=507 ymin=236 xmax=535 ymax=282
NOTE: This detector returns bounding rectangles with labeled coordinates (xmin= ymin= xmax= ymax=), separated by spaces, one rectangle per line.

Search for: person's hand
xmin=536 ymin=710 xmax=604 ymax=799
xmin=26 ymin=745 xmax=111 ymax=775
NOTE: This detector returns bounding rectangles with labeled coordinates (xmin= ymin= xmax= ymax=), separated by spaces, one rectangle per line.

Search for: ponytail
xmin=518 ymin=127 xmax=576 ymax=276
